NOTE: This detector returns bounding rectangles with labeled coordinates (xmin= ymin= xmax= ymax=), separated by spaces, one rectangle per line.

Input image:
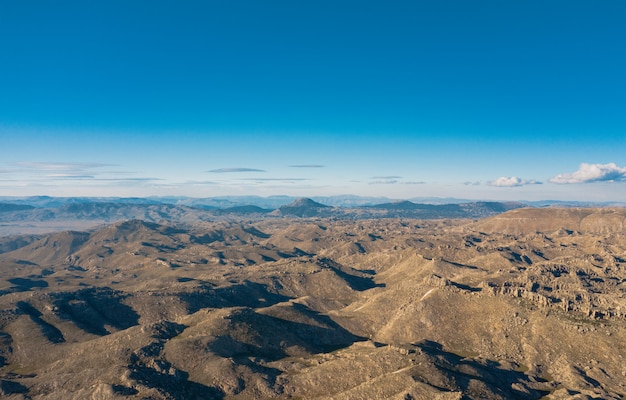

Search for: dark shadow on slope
xmin=242 ymin=225 xmax=272 ymax=238
xmin=147 ymin=320 xmax=187 ymax=340
xmin=51 ymin=287 xmax=140 ymax=336
xmin=190 ymin=231 xmax=225 ymax=244
xmin=230 ymin=355 xmax=284 ymax=391
xmin=181 ymin=281 xmax=291 ymax=314
xmin=276 ymin=247 xmax=314 ymax=259
xmin=415 ymin=340 xmax=554 ymax=399
xmin=449 ymin=281 xmax=482 ymax=293
xmin=0 ymin=235 xmax=41 ymax=254
xmin=354 ymin=242 xmax=366 ymax=253
xmin=261 ymin=254 xmax=277 ymax=262
xmin=508 ymin=251 xmax=533 ymax=265
xmin=111 ymin=384 xmax=139 ymax=396
xmin=0 ymin=379 xmax=29 ymax=396
xmin=8 ymin=277 xmax=48 ymax=290
xmin=129 ymin=340 xmax=224 ymax=400
xmin=445 ymin=260 xmax=479 ymax=270
xmin=209 ymin=305 xmax=365 ymax=361
xmin=572 ymin=366 xmax=602 ymax=389
xmin=16 ymin=301 xmax=65 ymax=343
xmin=15 ymin=259 xmax=38 ymax=266
xmin=0 ymin=332 xmax=12 ymax=367
xmin=0 ymin=277 xmax=49 ymax=296
xmin=316 ymin=257 xmax=384 ymax=291
xmin=200 ymin=305 xmax=366 ymax=394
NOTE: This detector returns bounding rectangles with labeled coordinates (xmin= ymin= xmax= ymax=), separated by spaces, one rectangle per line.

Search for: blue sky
xmin=1 ymin=1 xmax=625 ymax=201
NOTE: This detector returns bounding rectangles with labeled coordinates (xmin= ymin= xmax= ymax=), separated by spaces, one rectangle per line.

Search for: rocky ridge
xmin=0 ymin=208 xmax=624 ymax=398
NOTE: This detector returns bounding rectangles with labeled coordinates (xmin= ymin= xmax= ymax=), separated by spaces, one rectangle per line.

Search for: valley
xmin=0 ymin=203 xmax=625 ymax=399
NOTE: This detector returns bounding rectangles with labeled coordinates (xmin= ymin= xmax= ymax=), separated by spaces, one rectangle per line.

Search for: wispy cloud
xmin=182 ymin=180 xmax=218 ymax=185
xmin=4 ymin=161 xmax=156 ymax=184
xmin=488 ymin=176 xmax=542 ymax=187
xmin=45 ymin=174 xmax=163 ymax=183
xmin=16 ymin=162 xmax=115 ymax=171
xmin=94 ymin=178 xmax=163 ymax=182
xmin=208 ymin=168 xmax=266 ymax=173
xmin=289 ymin=164 xmax=325 ymax=168
xmin=549 ymin=163 xmax=626 ymax=184
xmin=46 ymin=174 xmax=97 ymax=180
xmin=464 ymin=181 xmax=481 ymax=186
xmin=238 ymin=178 xmax=310 ymax=182
xmin=368 ymin=176 xmax=422 ymax=185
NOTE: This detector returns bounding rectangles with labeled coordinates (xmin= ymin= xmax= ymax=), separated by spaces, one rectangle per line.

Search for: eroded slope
xmin=0 ymin=209 xmax=624 ymax=399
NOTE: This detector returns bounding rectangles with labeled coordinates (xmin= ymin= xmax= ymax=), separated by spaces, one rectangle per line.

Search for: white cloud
xmin=46 ymin=174 xmax=96 ymax=179
xmin=549 ymin=163 xmax=626 ymax=184
xmin=208 ymin=168 xmax=265 ymax=173
xmin=16 ymin=162 xmax=114 ymax=171
xmin=94 ymin=178 xmax=163 ymax=182
xmin=182 ymin=180 xmax=218 ymax=185
xmin=237 ymin=178 xmax=310 ymax=182
xmin=488 ymin=176 xmax=542 ymax=187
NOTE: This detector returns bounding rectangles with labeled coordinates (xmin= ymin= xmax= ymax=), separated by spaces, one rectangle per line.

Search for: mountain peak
xmin=276 ymin=198 xmax=332 ymax=217
xmin=286 ymin=198 xmax=330 ymax=208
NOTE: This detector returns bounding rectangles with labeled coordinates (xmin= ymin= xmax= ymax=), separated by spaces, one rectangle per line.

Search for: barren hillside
xmin=0 ymin=208 xmax=624 ymax=399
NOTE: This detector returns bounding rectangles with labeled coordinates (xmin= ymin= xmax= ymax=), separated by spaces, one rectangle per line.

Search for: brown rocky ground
xmin=0 ymin=208 xmax=625 ymax=399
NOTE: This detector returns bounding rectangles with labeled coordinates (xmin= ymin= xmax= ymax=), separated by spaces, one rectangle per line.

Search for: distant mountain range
xmin=0 ymin=196 xmax=527 ymax=237
xmin=0 ymin=203 xmax=35 ymax=213
xmin=2 ymin=195 xmax=625 ymax=210
xmin=1 ymin=195 xmax=625 ymax=236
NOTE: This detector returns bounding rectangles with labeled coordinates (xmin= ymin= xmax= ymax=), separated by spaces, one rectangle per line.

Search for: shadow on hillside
xmin=317 ymin=257 xmax=384 ymax=291
xmin=204 ymin=303 xmax=365 ymax=394
xmin=415 ymin=340 xmax=553 ymax=399
xmin=0 ymin=277 xmax=49 ymax=296
xmin=16 ymin=301 xmax=65 ymax=343
xmin=449 ymin=281 xmax=482 ymax=293
xmin=242 ymin=225 xmax=271 ymax=238
xmin=8 ymin=277 xmax=47 ymax=288
xmin=210 ymin=305 xmax=364 ymax=361
xmin=52 ymin=287 xmax=140 ymax=336
xmin=129 ymin=339 xmax=224 ymax=399
xmin=181 ymin=281 xmax=291 ymax=314
xmin=0 ymin=379 xmax=29 ymax=396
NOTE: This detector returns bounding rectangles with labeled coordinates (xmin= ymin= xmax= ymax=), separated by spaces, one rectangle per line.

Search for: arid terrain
xmin=0 ymin=200 xmax=625 ymax=399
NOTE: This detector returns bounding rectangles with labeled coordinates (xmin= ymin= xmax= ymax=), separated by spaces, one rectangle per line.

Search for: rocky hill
xmin=473 ymin=207 xmax=626 ymax=235
xmin=0 ymin=208 xmax=625 ymax=398
xmin=273 ymin=198 xmax=333 ymax=217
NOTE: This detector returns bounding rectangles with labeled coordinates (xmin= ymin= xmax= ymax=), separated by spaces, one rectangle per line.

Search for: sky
xmin=1 ymin=1 xmax=625 ymax=201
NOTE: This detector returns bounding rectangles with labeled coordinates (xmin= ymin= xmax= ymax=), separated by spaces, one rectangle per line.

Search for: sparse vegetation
xmin=0 ymin=207 xmax=624 ymax=398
